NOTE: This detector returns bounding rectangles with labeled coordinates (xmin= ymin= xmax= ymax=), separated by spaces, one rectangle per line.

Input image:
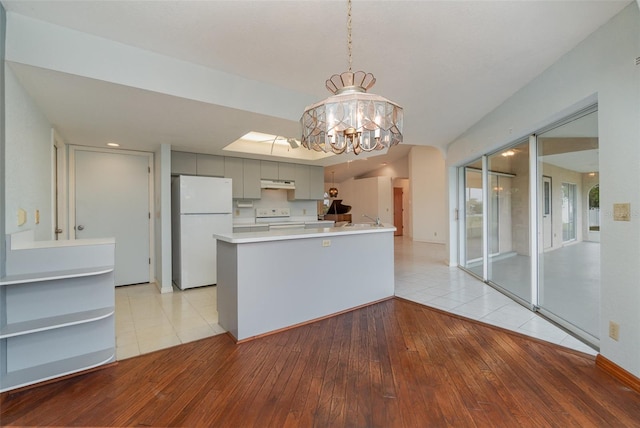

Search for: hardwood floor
xmin=2 ymin=298 xmax=640 ymax=427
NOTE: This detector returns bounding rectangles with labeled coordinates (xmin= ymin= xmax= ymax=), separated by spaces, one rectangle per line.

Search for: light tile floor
xmin=115 ymin=236 xmax=597 ymax=360
xmin=115 ymin=283 xmax=226 ymax=360
xmin=392 ymin=237 xmax=597 ymax=355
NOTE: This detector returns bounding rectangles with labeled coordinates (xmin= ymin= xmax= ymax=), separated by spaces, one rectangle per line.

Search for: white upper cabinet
xmin=260 ymin=161 xmax=279 ymax=180
xmin=196 ymin=154 xmax=224 ymax=177
xmin=172 ymin=151 xmax=319 ymax=200
xmin=278 ymin=163 xmax=297 ymax=181
xmin=171 ymin=151 xmax=197 ymax=175
xmin=225 ymin=158 xmax=261 ymax=199
xmin=260 ymin=161 xmax=297 ymax=181
xmin=288 ymin=165 xmax=324 ymax=200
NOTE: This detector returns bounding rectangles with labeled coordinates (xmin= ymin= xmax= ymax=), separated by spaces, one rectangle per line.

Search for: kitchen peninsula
xmin=214 ymin=225 xmax=395 ymax=342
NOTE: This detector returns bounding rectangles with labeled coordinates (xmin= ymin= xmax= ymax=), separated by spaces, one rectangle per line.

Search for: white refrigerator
xmin=172 ymin=175 xmax=232 ymax=290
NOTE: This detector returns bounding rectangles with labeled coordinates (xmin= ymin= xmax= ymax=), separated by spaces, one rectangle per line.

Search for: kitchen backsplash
xmin=233 ymin=189 xmax=319 ymax=224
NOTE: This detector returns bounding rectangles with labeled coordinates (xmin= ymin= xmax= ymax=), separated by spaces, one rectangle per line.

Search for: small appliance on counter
xmin=171 ymin=175 xmax=232 ymax=290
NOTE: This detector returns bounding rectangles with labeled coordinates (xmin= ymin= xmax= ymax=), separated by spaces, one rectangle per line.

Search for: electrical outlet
xmin=609 ymin=321 xmax=620 ymax=341
xmin=303 ymin=209 xmax=307 ymax=215
xmin=322 ymin=240 xmax=331 ymax=247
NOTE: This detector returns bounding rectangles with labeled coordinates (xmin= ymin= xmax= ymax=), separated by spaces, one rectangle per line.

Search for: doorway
xmin=561 ymin=183 xmax=577 ymax=242
xmin=393 ymin=187 xmax=403 ymax=236
xmin=587 ymin=184 xmax=600 ymax=242
xmin=69 ymin=146 xmax=153 ymax=286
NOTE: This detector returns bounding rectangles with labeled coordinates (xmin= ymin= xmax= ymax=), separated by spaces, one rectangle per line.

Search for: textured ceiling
xmin=2 ymin=0 xmax=629 ymax=182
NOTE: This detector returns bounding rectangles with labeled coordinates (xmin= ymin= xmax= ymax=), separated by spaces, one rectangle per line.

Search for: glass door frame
xmin=535 ymin=105 xmax=600 ymax=348
xmin=458 ymin=163 xmax=485 ymax=280
xmin=457 ymin=138 xmax=538 ymax=310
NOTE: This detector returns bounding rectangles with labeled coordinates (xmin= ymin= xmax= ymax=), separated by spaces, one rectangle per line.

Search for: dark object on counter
xmin=327 ymin=199 xmax=351 ymax=215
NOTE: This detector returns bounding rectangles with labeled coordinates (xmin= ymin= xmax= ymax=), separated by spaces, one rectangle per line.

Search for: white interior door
xmin=73 ymin=148 xmax=151 ymax=286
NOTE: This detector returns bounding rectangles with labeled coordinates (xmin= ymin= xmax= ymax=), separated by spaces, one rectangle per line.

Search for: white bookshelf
xmin=0 ymin=231 xmax=116 ymax=393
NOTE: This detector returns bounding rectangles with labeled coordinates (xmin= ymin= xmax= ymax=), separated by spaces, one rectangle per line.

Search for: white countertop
xmin=215 ymin=224 xmax=395 ymax=244
xmin=233 ymin=220 xmax=335 ymax=231
xmin=10 ymin=237 xmax=116 ymax=250
xmin=233 ymin=220 xmax=333 ymax=225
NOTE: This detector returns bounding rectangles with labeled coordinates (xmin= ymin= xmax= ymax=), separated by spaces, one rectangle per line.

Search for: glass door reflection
xmin=486 ymin=140 xmax=532 ymax=304
xmin=537 ymin=109 xmax=600 ymax=344
xmin=462 ymin=160 xmax=483 ymax=277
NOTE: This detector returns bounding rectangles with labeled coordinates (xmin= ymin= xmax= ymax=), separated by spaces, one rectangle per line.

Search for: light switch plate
xmin=613 ymin=203 xmax=630 ymax=221
xmin=17 ymin=208 xmax=27 ymax=226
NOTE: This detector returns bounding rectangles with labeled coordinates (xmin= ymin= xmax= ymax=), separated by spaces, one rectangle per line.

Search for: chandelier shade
xmin=300 ymin=0 xmax=403 ymax=156
xmin=301 ymin=76 xmax=403 ymax=155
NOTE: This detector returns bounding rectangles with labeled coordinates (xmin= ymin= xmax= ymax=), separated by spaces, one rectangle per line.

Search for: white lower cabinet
xmin=0 ymin=232 xmax=116 ymax=393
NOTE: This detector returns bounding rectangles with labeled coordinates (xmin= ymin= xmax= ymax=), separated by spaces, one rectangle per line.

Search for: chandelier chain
xmin=347 ymin=0 xmax=352 ymax=72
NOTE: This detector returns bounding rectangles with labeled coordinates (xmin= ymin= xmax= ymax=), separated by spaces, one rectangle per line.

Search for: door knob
xmin=77 ymin=225 xmax=85 ymax=231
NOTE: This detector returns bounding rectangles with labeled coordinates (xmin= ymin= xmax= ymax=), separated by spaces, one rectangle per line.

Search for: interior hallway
xmin=115 ymin=236 xmax=597 ymax=360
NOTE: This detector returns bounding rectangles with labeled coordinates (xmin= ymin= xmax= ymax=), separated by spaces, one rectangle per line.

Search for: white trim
xmin=529 ymin=134 xmax=539 ymax=307
xmin=481 ymin=155 xmax=489 ymax=281
xmin=50 ymin=129 xmax=56 ymax=240
xmin=52 ymin=129 xmax=68 ymax=240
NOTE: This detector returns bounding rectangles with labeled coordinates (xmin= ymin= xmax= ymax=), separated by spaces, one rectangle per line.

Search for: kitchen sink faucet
xmin=362 ymin=214 xmax=381 ymax=226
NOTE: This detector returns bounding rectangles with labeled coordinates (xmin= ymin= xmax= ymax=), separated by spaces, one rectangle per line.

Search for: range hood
xmin=260 ymin=179 xmax=296 ymax=190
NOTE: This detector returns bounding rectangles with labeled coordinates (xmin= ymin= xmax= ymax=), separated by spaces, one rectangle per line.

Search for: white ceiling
xmin=2 ymin=0 xmax=628 ymax=182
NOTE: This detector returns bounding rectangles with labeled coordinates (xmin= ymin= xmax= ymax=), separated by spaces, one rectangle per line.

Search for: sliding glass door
xmin=537 ymin=109 xmax=600 ymax=344
xmin=487 ymin=140 xmax=532 ymax=304
xmin=457 ymin=106 xmax=600 ymax=347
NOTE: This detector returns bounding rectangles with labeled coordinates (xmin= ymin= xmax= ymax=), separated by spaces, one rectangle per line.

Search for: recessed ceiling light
xmin=107 ymin=142 xmax=120 ymax=147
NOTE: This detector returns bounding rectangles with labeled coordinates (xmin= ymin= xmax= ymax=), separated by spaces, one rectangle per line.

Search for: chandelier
xmin=300 ymin=0 xmax=403 ymax=155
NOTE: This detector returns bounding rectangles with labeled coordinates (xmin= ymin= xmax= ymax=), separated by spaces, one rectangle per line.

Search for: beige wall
xmin=331 ymin=176 xmax=393 ymax=225
xmin=409 ymin=146 xmax=446 ymax=244
xmin=324 ymin=155 xmax=409 ymax=230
